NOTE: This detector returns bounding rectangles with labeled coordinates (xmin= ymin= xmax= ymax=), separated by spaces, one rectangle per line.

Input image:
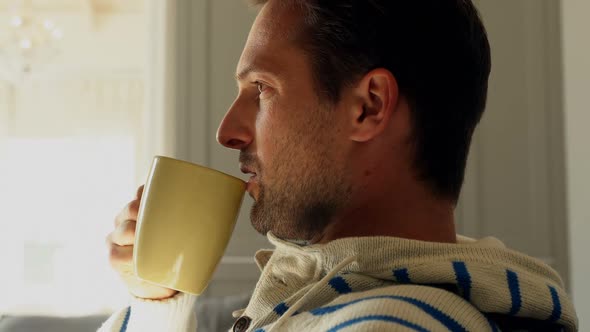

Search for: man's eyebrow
xmin=235 ymin=65 xmax=263 ymax=82
xmin=235 ymin=62 xmax=280 ymax=82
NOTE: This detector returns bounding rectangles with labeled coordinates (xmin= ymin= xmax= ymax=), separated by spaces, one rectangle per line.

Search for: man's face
xmin=217 ymin=1 xmax=352 ymax=241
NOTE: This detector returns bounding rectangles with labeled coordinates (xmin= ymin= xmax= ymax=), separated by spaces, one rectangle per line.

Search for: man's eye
xmin=256 ymin=82 xmax=267 ymax=93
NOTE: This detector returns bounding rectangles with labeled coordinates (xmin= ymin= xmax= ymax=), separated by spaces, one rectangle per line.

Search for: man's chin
xmin=249 ymin=202 xmax=269 ymax=236
xmin=248 ymin=195 xmax=334 ymax=241
xmin=249 ymin=209 xmax=312 ymax=241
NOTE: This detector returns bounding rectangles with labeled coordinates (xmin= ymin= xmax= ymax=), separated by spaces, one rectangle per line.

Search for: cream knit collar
xmin=240 ymin=232 xmax=577 ymax=331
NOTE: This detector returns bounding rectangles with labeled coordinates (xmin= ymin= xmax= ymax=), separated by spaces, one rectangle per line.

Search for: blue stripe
xmin=453 ymin=261 xmax=472 ymax=301
xmin=393 ymin=268 xmax=411 ymax=283
xmin=506 ymin=270 xmax=522 ymax=315
xmin=485 ymin=315 xmax=500 ymax=332
xmin=273 ymin=302 xmax=289 ymax=316
xmin=327 ymin=314 xmax=429 ymax=332
xmin=547 ymin=285 xmax=562 ymax=322
xmin=119 ymin=307 xmax=131 ymax=332
xmin=329 ymin=276 xmax=353 ymax=294
xmin=254 ymin=329 xmax=265 ymax=332
xmin=310 ymin=294 xmax=466 ymax=332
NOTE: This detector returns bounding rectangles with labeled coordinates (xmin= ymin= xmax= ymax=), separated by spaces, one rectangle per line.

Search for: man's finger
xmin=111 ymin=220 xmax=137 ymax=246
xmin=114 ymin=200 xmax=140 ymax=227
xmin=136 ymin=185 xmax=145 ymax=200
xmin=109 ymin=244 xmax=134 ymax=268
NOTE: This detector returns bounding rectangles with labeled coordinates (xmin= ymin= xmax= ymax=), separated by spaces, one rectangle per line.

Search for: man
xmin=101 ymin=0 xmax=578 ymax=331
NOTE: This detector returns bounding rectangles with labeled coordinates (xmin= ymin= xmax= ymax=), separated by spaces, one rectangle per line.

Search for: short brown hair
xmin=249 ymin=0 xmax=491 ymax=202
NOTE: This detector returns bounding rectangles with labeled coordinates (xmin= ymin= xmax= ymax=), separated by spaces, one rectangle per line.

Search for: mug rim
xmin=154 ymin=155 xmax=246 ymax=185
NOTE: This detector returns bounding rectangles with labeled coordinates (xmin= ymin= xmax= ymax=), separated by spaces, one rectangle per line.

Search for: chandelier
xmin=0 ymin=0 xmax=63 ymax=82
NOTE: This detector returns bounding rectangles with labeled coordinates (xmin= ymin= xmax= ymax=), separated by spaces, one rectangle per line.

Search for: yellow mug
xmin=133 ymin=156 xmax=246 ymax=295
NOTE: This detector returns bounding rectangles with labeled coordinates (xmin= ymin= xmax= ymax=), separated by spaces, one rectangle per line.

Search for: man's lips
xmin=245 ymin=174 xmax=258 ymax=198
xmin=240 ymin=166 xmax=258 ymax=194
xmin=239 ymin=165 xmax=256 ymax=175
xmin=246 ymin=173 xmax=257 ymax=183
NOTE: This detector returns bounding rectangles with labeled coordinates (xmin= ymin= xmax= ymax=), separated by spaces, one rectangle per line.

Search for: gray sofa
xmin=0 ymin=294 xmax=250 ymax=332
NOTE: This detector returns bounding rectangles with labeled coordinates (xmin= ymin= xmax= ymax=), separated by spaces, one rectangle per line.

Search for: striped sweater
xmin=99 ymin=233 xmax=578 ymax=331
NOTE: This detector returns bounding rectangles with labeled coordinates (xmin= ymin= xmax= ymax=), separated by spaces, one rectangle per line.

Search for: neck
xmin=311 ymin=179 xmax=457 ymax=245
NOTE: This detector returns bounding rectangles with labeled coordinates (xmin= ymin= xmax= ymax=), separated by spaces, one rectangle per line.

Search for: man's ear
xmin=349 ymin=68 xmax=399 ymax=142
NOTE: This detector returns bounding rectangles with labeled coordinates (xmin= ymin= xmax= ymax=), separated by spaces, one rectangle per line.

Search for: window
xmin=0 ymin=1 xmax=147 ymax=315
xmin=0 ymin=136 xmax=136 ymax=315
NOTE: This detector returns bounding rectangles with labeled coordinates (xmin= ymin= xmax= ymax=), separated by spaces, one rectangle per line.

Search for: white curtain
xmin=142 ymin=0 xmax=180 ymax=170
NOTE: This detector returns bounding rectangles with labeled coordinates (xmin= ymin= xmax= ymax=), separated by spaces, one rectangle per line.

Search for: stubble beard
xmin=249 ymin=153 xmax=351 ymax=242
xmin=246 ymin=99 xmax=352 ymax=241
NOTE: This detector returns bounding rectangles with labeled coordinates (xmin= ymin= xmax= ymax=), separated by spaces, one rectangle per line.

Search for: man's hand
xmin=106 ymin=185 xmax=179 ymax=300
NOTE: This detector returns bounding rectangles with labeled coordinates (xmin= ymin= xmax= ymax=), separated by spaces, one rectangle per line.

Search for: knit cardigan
xmin=99 ymin=233 xmax=578 ymax=331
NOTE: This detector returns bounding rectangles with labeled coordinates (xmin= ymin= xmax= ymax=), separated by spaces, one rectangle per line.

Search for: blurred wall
xmin=458 ymin=0 xmax=569 ymax=281
xmin=562 ymin=0 xmax=590 ymax=326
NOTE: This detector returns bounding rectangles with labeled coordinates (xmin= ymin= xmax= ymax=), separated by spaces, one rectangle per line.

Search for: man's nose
xmin=216 ymin=98 xmax=254 ymax=150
